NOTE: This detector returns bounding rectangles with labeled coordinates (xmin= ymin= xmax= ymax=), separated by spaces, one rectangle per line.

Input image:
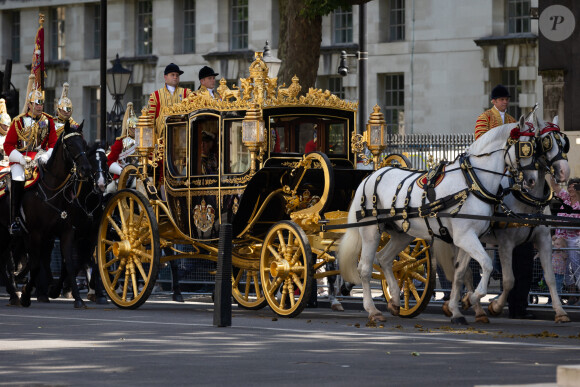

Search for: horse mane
xmin=466 ymin=122 xmax=516 ymax=155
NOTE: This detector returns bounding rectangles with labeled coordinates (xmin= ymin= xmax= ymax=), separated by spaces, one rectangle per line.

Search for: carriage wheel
xmin=232 ymin=267 xmax=267 ymax=310
xmin=260 ymin=220 xmax=313 ymax=317
xmin=379 ymin=238 xmax=435 ymax=318
xmin=117 ymin=165 xmax=138 ymax=191
xmin=97 ymin=189 xmax=160 ymax=309
xmin=379 ymin=153 xmax=412 ymax=169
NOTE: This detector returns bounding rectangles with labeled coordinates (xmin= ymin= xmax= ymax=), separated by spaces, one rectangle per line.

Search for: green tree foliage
xmin=277 ymin=0 xmax=371 ymax=96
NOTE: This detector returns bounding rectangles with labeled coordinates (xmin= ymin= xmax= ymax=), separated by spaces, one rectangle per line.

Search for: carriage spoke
xmin=252 ymin=273 xmax=261 ymax=297
xmin=103 ymin=256 xmax=120 ymax=269
xmin=267 ymin=245 xmax=283 ymax=261
xmin=132 ymin=249 xmax=153 ymax=263
xmin=133 ymin=258 xmax=148 ymax=280
xmin=117 ymin=200 xmax=128 ymax=236
xmin=278 ymin=286 xmax=288 ymax=308
xmin=277 ymin=230 xmax=287 ymax=253
xmin=290 ymin=273 xmax=304 ymax=293
xmin=233 ymin=269 xmax=243 ymax=288
xmin=107 ymin=215 xmax=126 ymax=240
xmin=129 ymin=197 xmax=134 ymax=225
xmin=267 ymin=277 xmax=283 ymax=296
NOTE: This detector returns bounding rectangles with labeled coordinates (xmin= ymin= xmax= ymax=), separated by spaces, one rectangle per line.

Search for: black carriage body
xmin=162 ymin=105 xmax=369 ymax=241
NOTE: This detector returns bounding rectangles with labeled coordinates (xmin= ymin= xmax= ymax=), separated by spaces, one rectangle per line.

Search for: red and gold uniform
xmin=475 ymin=107 xmax=516 ymax=140
xmin=4 ymin=110 xmax=57 ymax=164
xmin=107 ymin=102 xmax=137 ymax=189
xmin=147 ymin=86 xmax=191 ymax=136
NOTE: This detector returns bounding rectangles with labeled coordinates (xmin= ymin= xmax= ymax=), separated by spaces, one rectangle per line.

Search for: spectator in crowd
xmin=549 ymin=176 xmax=580 ymax=303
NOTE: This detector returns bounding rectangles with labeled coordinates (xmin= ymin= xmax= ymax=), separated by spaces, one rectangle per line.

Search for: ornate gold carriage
xmin=96 ymin=52 xmax=435 ymax=318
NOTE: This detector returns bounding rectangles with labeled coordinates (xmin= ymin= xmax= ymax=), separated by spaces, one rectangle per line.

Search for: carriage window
xmin=327 ymin=123 xmax=345 ymax=154
xmin=298 ymin=123 xmax=317 ymax=153
xmin=226 ymin=120 xmax=250 ymax=174
xmin=167 ymin=123 xmax=188 ymax=177
xmin=190 ymin=115 xmax=219 ymax=176
xmin=270 ymin=127 xmax=285 ymax=153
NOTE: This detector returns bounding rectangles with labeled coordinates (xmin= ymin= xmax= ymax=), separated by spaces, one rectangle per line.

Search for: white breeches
xmin=11 ymin=164 xmax=25 ymax=181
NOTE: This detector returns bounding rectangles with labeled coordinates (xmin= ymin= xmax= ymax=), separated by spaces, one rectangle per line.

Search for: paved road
xmin=1 ymin=293 xmax=580 ymax=387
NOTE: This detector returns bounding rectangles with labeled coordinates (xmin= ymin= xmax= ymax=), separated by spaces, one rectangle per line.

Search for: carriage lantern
xmin=136 ymin=107 xmax=155 ymax=156
xmin=365 ymin=105 xmax=387 ymax=166
xmin=242 ymin=103 xmax=266 ymax=173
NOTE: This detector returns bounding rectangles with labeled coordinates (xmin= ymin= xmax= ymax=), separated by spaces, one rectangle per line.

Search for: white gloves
xmin=8 ymin=150 xmax=27 ymax=166
xmin=109 ymin=162 xmax=123 ymax=176
xmin=37 ymin=148 xmax=53 ymax=165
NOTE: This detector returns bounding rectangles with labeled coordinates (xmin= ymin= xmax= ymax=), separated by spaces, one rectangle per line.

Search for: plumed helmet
xmin=28 ymin=84 xmax=45 ymax=105
xmin=57 ymin=82 xmax=73 ymax=113
xmin=120 ymin=102 xmax=137 ymax=138
xmin=491 ymin=84 xmax=511 ymax=100
xmin=0 ymin=98 xmax=11 ymax=128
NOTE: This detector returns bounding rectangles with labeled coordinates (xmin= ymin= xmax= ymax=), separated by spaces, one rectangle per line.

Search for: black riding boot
xmin=9 ymin=180 xmax=25 ymax=236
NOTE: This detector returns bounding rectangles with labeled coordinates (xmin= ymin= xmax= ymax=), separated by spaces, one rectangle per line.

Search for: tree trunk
xmin=278 ymin=0 xmax=322 ymax=94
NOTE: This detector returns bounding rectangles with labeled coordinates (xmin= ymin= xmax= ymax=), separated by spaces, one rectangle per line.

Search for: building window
xmin=11 ymin=11 xmax=20 ymax=63
xmin=183 ymin=0 xmax=196 ymax=54
xmin=50 ymin=7 xmax=66 ymax=60
xmin=180 ymin=82 xmax=196 ymax=93
xmin=501 ymin=69 xmax=521 ymax=119
xmin=137 ymin=0 xmax=153 ymax=56
xmin=508 ymin=0 xmax=530 ymax=33
xmin=333 ymin=7 xmax=353 ymax=44
xmin=93 ymin=4 xmax=101 ymax=59
xmin=382 ymin=74 xmax=405 ymax=134
xmin=231 ymin=0 xmax=248 ymax=50
xmin=44 ymin=89 xmax=56 ymax=117
xmin=327 ymin=77 xmax=345 ymax=99
xmin=126 ymin=85 xmax=147 ymax=112
xmin=389 ymin=0 xmax=405 ymax=41
xmin=88 ymin=87 xmax=100 ymax=143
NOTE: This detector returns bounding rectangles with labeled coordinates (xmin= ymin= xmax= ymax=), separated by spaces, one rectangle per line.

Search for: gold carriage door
xmin=164 ymin=120 xmax=191 ymax=236
xmin=189 ymin=113 xmax=221 ymax=240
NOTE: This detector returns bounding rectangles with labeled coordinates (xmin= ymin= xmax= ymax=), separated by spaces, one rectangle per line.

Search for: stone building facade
xmin=0 ymin=0 xmax=558 ymax=144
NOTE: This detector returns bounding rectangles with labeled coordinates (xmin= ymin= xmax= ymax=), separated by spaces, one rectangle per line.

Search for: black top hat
xmin=491 ymin=84 xmax=511 ymax=100
xmin=199 ymin=66 xmax=219 ymax=80
xmin=164 ymin=63 xmax=184 ymax=75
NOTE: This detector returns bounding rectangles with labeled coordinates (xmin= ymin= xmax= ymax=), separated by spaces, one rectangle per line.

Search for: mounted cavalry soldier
xmin=54 ymin=82 xmax=79 ymax=137
xmin=106 ymin=102 xmax=137 ymax=192
xmin=3 ymin=85 xmax=57 ymax=236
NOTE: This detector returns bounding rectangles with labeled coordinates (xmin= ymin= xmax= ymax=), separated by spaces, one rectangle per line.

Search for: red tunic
xmin=3 ymin=112 xmax=57 ymax=163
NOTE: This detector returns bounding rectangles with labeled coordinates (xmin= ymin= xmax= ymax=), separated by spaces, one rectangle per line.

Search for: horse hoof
xmin=172 ymin=292 xmax=184 ymax=303
xmin=370 ymin=313 xmax=387 ymax=322
xmin=36 ymin=295 xmax=50 ymax=303
xmin=96 ymin=297 xmax=108 ymax=305
xmin=475 ymin=313 xmax=490 ymax=324
xmin=20 ymin=296 xmax=31 ymax=308
xmin=442 ymin=301 xmax=452 ymax=317
xmin=48 ymin=287 xmax=61 ymax=299
xmin=555 ymin=314 xmax=571 ymax=323
xmin=87 ymin=293 xmax=97 ymax=303
xmin=331 ymin=303 xmax=344 ymax=312
xmin=487 ymin=302 xmax=502 ymax=317
xmin=387 ymin=301 xmax=400 ymax=316
xmin=8 ymin=296 xmax=21 ymax=306
xmin=461 ymin=294 xmax=472 ymax=310
xmin=451 ymin=317 xmax=469 ymax=325
xmin=74 ymin=300 xmax=87 ymax=309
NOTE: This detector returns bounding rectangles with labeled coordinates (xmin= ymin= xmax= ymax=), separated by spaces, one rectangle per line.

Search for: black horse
xmin=0 ymin=121 xmax=92 ymax=308
xmin=48 ymin=142 xmax=111 ymax=305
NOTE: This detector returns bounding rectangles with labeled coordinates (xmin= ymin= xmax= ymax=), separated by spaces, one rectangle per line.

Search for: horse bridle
xmin=61 ymin=131 xmax=89 ymax=179
xmin=91 ymin=148 xmax=112 ymax=193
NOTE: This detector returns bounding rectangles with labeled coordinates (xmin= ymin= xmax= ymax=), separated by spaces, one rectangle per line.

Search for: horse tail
xmin=338 ymin=209 xmax=363 ymax=285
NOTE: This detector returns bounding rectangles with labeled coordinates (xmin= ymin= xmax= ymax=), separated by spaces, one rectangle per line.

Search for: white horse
xmin=338 ymin=116 xmax=538 ymax=323
xmin=436 ymin=116 xmax=571 ymax=323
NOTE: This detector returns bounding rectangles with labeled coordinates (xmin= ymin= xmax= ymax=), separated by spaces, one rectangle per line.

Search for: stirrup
xmin=9 ymin=221 xmax=22 ymax=236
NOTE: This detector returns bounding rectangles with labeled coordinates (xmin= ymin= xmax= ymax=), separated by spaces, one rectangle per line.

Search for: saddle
xmin=416 ymin=162 xmax=447 ymax=202
xmin=0 ymin=165 xmax=40 ymax=200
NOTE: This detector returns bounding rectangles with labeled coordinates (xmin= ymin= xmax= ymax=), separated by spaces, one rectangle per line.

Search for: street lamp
xmin=106 ymin=54 xmax=132 ymax=144
xmin=262 ymin=40 xmax=282 ymax=78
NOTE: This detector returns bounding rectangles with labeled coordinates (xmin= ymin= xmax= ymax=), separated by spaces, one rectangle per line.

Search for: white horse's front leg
xmin=488 ymin=241 xmax=515 ymax=317
xmin=448 ymin=249 xmax=472 ymax=324
xmin=358 ymin=228 xmax=383 ymax=322
xmin=454 ymin=233 xmax=494 ymax=308
xmin=535 ymin=229 xmax=570 ymax=322
xmin=375 ymin=234 xmax=414 ymax=316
